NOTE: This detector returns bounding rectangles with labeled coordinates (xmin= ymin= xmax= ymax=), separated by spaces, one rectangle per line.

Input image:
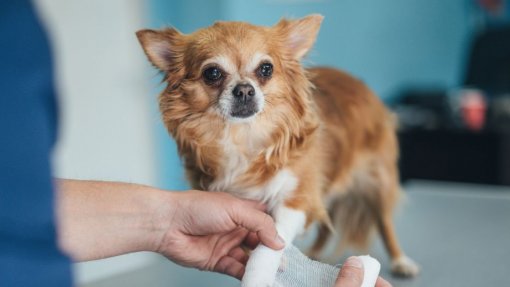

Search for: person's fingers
xmin=240 ymin=199 xmax=267 ymax=212
xmin=243 ymin=231 xmax=260 ymax=249
xmin=214 ymin=255 xmax=246 ymax=280
xmin=335 ymin=256 xmax=364 ymax=287
xmin=229 ymin=204 xmax=284 ymax=250
xmin=228 ymin=247 xmax=249 ymax=265
xmin=375 ymin=276 xmax=392 ymax=287
xmin=216 ymin=227 xmax=250 ymax=257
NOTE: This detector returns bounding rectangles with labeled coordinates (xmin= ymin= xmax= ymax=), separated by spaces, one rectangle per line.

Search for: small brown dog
xmin=137 ymin=14 xmax=418 ymax=286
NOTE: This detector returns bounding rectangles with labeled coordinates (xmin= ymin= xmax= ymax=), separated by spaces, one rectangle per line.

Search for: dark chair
xmin=464 ymin=26 xmax=510 ymax=95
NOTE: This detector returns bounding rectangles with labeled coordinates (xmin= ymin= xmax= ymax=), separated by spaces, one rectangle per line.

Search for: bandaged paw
xmin=242 ymin=244 xmax=284 ymax=287
xmin=358 ymin=255 xmax=381 ymax=287
xmin=273 ymin=245 xmax=339 ymax=287
xmin=248 ymin=245 xmax=381 ymax=287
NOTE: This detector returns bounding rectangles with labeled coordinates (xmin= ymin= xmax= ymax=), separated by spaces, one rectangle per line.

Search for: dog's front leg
xmin=241 ymin=205 xmax=306 ymax=287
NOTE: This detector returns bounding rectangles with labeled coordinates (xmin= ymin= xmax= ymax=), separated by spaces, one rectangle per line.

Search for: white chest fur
xmin=211 ymin=165 xmax=299 ymax=212
xmin=242 ymin=169 xmax=299 ymax=211
xmin=208 ymin=131 xmax=299 ymax=211
xmin=207 ymin=134 xmax=250 ymax=192
xmin=208 ymin=129 xmax=304 ymax=287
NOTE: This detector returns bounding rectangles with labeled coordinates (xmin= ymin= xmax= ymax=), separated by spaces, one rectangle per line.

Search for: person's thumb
xmin=229 ymin=202 xmax=284 ymax=250
xmin=335 ymin=256 xmax=364 ymax=287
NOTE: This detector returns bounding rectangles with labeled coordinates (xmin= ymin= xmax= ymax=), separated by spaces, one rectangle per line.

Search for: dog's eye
xmin=203 ymin=67 xmax=223 ymax=83
xmin=258 ymin=63 xmax=273 ymax=78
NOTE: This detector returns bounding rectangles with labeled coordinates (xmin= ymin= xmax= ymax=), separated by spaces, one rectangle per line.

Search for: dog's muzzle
xmin=230 ymin=83 xmax=258 ymax=118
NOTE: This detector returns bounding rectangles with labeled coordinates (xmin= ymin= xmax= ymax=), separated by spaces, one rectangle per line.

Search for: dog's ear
xmin=136 ymin=28 xmax=185 ymax=71
xmin=136 ymin=28 xmax=186 ymax=89
xmin=275 ymin=14 xmax=324 ymax=60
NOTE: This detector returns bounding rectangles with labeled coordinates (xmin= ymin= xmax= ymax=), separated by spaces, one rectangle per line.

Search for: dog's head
xmin=137 ymin=15 xmax=323 ymax=125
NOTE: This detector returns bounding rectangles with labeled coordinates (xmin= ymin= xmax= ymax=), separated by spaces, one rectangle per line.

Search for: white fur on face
xmin=245 ymin=52 xmax=273 ymax=75
xmin=201 ymin=55 xmax=236 ymax=74
xmin=203 ymin=54 xmax=270 ymax=123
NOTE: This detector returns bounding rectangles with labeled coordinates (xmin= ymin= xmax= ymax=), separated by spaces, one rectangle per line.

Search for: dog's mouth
xmin=230 ymin=101 xmax=259 ymax=118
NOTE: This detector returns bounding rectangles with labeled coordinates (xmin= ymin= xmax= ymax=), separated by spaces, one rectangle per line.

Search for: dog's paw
xmin=391 ymin=255 xmax=420 ymax=277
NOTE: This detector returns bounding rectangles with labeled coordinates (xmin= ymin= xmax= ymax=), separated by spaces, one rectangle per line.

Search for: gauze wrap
xmin=242 ymin=244 xmax=381 ymax=287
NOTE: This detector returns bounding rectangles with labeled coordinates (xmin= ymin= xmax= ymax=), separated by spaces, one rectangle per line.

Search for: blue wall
xmin=150 ymin=0 xmax=474 ymax=99
xmin=225 ymin=0 xmax=472 ymax=99
xmin=148 ymin=0 xmax=222 ymax=33
xmin=146 ymin=0 xmax=474 ymax=189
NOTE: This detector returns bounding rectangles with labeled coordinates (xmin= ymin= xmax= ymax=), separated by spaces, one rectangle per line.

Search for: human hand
xmin=156 ymin=190 xmax=284 ymax=279
xmin=336 ymin=257 xmax=392 ymax=287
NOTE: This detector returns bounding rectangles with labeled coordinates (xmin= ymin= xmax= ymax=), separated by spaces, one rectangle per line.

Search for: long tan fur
xmin=137 ymin=15 xmax=419 ymax=277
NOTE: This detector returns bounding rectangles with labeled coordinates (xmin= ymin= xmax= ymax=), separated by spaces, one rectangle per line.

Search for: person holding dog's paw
xmin=1 ymin=1 xmax=391 ymax=286
xmin=57 ymin=180 xmax=391 ymax=287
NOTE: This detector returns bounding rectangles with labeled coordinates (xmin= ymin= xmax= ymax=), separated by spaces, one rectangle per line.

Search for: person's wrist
xmin=145 ymin=188 xmax=180 ymax=253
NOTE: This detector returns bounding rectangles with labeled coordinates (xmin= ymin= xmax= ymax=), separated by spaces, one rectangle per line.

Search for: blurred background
xmin=33 ymin=0 xmax=510 ymax=286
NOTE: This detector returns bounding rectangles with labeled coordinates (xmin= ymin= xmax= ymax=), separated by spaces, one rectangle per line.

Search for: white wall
xmin=34 ymin=0 xmax=160 ymax=284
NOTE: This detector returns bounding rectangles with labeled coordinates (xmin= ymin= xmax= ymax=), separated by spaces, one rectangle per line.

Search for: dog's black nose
xmin=232 ymin=83 xmax=255 ymax=101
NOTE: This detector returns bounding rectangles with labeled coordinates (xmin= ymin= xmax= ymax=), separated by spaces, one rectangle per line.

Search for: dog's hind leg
xmin=376 ymin=212 xmax=419 ymax=277
xmin=308 ymin=214 xmax=334 ymax=260
xmin=376 ymin=164 xmax=420 ymax=277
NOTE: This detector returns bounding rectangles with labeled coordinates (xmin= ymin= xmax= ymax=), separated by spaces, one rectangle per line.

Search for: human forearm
xmin=55 ymin=179 xmax=284 ymax=279
xmin=56 ymin=179 xmax=172 ymax=261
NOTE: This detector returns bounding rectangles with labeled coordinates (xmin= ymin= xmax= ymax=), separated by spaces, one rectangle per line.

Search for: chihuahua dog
xmin=137 ymin=14 xmax=419 ymax=286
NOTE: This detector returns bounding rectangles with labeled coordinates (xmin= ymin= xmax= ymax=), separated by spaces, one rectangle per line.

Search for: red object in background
xmin=461 ymin=90 xmax=487 ymax=131
xmin=478 ymin=0 xmax=505 ymax=14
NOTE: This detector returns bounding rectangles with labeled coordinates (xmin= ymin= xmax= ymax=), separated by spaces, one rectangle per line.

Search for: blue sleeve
xmin=0 ymin=1 xmax=72 ymax=286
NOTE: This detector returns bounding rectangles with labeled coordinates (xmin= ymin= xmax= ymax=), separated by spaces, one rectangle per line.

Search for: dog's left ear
xmin=275 ymin=14 xmax=324 ymax=60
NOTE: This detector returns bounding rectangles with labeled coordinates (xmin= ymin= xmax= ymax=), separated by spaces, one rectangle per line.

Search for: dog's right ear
xmin=136 ymin=28 xmax=183 ymax=71
xmin=136 ymin=28 xmax=186 ymax=88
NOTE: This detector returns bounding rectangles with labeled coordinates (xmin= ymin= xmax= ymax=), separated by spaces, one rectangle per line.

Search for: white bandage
xmin=273 ymin=245 xmax=339 ymax=287
xmin=358 ymin=255 xmax=381 ymax=287
xmin=269 ymin=245 xmax=381 ymax=287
